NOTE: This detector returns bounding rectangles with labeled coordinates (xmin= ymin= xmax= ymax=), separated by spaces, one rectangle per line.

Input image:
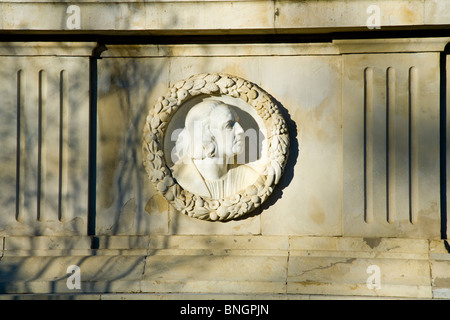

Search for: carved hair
xmin=175 ymin=100 xmax=232 ymax=160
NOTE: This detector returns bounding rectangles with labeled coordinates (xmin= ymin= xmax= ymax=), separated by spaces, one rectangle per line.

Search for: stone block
xmin=96 ymin=57 xmax=170 ymax=235
xmin=287 ymin=236 xmax=432 ymax=298
xmin=168 ymin=207 xmax=261 ymax=235
xmin=141 ymin=253 xmax=287 ymax=294
xmin=0 ymin=235 xmax=446 ymax=298
xmin=0 ymin=42 xmax=96 ymax=57
xmin=99 ymin=45 xmax=341 ymax=236
xmin=97 ymin=41 xmax=445 ymax=239
xmin=0 ymin=0 xmax=448 ymax=301
xmin=163 ymin=52 xmax=342 ymax=236
xmin=0 ymin=54 xmax=90 ymax=236
xmin=334 ymin=38 xmax=450 ymax=54
xmin=158 ymin=235 xmax=289 ymax=251
xmin=425 ymin=0 xmax=450 ymax=25
xmin=430 ymin=240 xmax=450 ymax=299
xmin=276 ymin=1 xmax=424 ymax=30
xmin=257 ymin=55 xmax=342 ymax=236
xmin=3 ymin=236 xmax=92 ymax=257
xmin=0 ymin=255 xmax=146 ymax=294
xmin=342 ymin=52 xmax=441 ymax=239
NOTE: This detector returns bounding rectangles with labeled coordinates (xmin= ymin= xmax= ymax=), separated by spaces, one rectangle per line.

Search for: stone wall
xmin=0 ymin=0 xmax=449 ymax=299
xmin=0 ymin=1 xmax=449 ymax=33
xmin=94 ymin=39 xmax=447 ymax=239
xmin=0 ymin=235 xmax=446 ymax=299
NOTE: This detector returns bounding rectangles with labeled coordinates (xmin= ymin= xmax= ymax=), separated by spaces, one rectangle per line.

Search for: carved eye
xmin=225 ymin=120 xmax=234 ymax=129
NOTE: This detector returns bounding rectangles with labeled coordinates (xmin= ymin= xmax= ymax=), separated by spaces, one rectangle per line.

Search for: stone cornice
xmin=0 ymin=1 xmax=448 ymax=34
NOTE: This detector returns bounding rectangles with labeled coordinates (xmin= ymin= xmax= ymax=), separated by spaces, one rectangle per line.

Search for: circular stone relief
xmin=143 ymin=73 xmax=289 ymax=221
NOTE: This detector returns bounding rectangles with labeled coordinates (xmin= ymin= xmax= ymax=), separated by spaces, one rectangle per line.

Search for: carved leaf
xmin=174 ymin=198 xmax=185 ymax=209
xmin=239 ymin=85 xmax=249 ymax=93
xmin=204 ymin=74 xmax=220 ymax=83
xmin=148 ymin=140 xmax=158 ymax=153
xmin=265 ymin=165 xmax=275 ymax=187
xmin=216 ymin=77 xmax=235 ymax=88
xmin=164 ymin=190 xmax=175 ymax=201
xmin=152 ymin=169 xmax=164 ymax=182
xmin=271 ymin=160 xmax=282 ymax=185
xmin=198 ymin=213 xmax=212 ymax=220
xmin=157 ymin=181 xmax=168 ymax=192
xmin=144 ymin=131 xmax=155 ymax=143
xmin=239 ymin=92 xmax=248 ymax=102
xmin=146 ymin=152 xmax=154 ymax=161
xmin=245 ymin=185 xmax=258 ymax=196
xmin=174 ymin=80 xmax=185 ymax=89
xmin=153 ymin=155 xmax=162 ymax=169
xmin=151 ymin=116 xmax=161 ymax=129
xmin=171 ymin=184 xmax=180 ymax=198
xmin=204 ymin=82 xmax=219 ymax=93
xmin=193 ymin=79 xmax=206 ymax=90
xmin=163 ymin=176 xmax=174 ymax=187
xmin=183 ymin=80 xmax=194 ymax=90
xmin=217 ymin=206 xmax=229 ymax=220
xmin=230 ymin=90 xmax=240 ymax=98
xmin=193 ymin=206 xmax=209 ymax=215
xmin=154 ymin=102 xmax=163 ymax=114
xmin=159 ymin=112 xmax=169 ymax=122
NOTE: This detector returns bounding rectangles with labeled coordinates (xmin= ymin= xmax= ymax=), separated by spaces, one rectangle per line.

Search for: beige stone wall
xmin=0 ymin=235 xmax=448 ymax=299
xmin=0 ymin=1 xmax=449 ymax=33
xmin=97 ymin=45 xmax=343 ymax=236
xmin=95 ymin=39 xmax=448 ymax=239
xmin=0 ymin=44 xmax=94 ymax=236
xmin=0 ymin=4 xmax=446 ymax=241
xmin=0 ymin=0 xmax=449 ymax=299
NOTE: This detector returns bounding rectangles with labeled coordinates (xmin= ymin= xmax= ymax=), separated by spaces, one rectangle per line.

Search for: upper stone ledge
xmin=0 ymin=42 xmax=97 ymax=56
xmin=334 ymin=37 xmax=450 ymax=53
xmin=0 ymin=235 xmax=435 ymax=253
xmin=0 ymin=1 xmax=448 ymax=33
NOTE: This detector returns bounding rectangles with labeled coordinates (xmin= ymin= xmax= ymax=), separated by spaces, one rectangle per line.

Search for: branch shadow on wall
xmin=0 ymin=234 xmax=233 ymax=297
xmin=96 ymin=57 xmax=169 ymax=236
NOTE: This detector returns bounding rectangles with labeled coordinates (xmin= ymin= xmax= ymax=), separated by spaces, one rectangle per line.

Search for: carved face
xmin=209 ymin=106 xmax=244 ymax=159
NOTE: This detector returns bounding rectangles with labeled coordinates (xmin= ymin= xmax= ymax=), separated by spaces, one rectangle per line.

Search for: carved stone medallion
xmin=143 ymin=73 xmax=289 ymax=221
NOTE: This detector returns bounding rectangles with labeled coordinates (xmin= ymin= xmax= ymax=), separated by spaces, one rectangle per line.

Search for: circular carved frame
xmin=143 ymin=73 xmax=289 ymax=221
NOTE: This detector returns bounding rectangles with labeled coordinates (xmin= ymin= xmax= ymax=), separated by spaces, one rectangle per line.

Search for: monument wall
xmin=0 ymin=0 xmax=449 ymax=299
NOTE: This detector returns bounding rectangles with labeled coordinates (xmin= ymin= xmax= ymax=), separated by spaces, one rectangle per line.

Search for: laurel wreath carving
xmin=143 ymin=73 xmax=289 ymax=221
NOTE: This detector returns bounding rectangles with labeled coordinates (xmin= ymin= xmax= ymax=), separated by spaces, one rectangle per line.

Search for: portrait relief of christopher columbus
xmin=171 ymin=100 xmax=260 ymax=199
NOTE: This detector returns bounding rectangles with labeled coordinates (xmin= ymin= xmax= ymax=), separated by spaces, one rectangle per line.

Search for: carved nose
xmin=235 ymin=122 xmax=244 ymax=135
